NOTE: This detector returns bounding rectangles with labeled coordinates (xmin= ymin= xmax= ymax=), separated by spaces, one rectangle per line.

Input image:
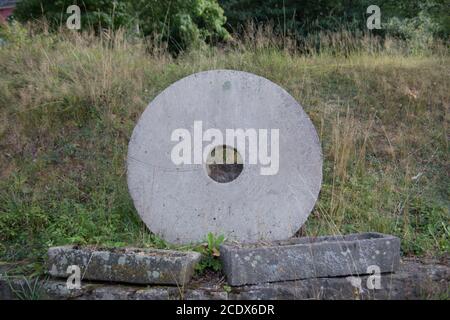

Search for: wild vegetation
xmin=12 ymin=0 xmax=450 ymax=52
xmin=0 ymin=15 xmax=449 ymax=275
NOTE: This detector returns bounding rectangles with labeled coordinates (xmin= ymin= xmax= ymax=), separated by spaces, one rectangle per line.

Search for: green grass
xmin=0 ymin=24 xmax=448 ymax=274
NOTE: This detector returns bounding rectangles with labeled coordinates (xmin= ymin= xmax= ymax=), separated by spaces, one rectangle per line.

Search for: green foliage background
xmin=14 ymin=0 xmax=230 ymax=50
xmin=219 ymin=0 xmax=449 ymax=38
xmin=13 ymin=0 xmax=450 ymax=50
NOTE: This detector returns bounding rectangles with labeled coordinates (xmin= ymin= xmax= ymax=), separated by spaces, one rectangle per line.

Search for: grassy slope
xmin=0 ymin=28 xmax=448 ymax=273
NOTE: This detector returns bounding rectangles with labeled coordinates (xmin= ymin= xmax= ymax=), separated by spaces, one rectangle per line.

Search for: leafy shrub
xmin=0 ymin=21 xmax=29 ymax=44
xmin=14 ymin=0 xmax=230 ymax=51
xmin=385 ymin=12 xmax=443 ymax=51
xmin=133 ymin=0 xmax=230 ymax=51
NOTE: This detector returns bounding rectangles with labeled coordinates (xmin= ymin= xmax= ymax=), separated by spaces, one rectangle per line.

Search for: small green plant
xmin=223 ymin=284 xmax=232 ymax=293
xmin=5 ymin=274 xmax=45 ymax=300
xmin=195 ymin=232 xmax=225 ymax=273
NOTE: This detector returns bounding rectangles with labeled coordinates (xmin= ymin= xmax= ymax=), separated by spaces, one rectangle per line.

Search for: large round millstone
xmin=127 ymin=70 xmax=322 ymax=244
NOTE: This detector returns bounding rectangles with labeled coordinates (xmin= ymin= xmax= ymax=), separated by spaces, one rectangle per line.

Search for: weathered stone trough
xmin=47 ymin=246 xmax=201 ymax=285
xmin=220 ymin=232 xmax=400 ymax=286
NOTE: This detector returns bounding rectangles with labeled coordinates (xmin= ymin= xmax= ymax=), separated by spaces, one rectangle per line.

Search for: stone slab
xmin=127 ymin=70 xmax=322 ymax=244
xmin=220 ymin=232 xmax=401 ymax=286
xmin=47 ymin=246 xmax=201 ymax=285
xmin=1 ymin=259 xmax=447 ymax=300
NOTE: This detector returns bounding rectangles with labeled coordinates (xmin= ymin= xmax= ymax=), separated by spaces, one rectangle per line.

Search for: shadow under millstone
xmin=207 ymin=164 xmax=243 ymax=183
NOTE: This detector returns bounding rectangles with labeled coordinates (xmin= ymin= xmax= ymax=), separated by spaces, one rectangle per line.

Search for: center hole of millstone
xmin=206 ymin=145 xmax=243 ymax=183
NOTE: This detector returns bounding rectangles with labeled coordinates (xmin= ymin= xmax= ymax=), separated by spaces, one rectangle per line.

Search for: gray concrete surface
xmin=47 ymin=246 xmax=201 ymax=285
xmin=1 ymin=259 xmax=447 ymax=300
xmin=220 ymin=232 xmax=400 ymax=286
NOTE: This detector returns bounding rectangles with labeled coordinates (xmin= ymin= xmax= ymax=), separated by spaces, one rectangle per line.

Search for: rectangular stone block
xmin=47 ymin=246 xmax=201 ymax=285
xmin=220 ymin=232 xmax=400 ymax=286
